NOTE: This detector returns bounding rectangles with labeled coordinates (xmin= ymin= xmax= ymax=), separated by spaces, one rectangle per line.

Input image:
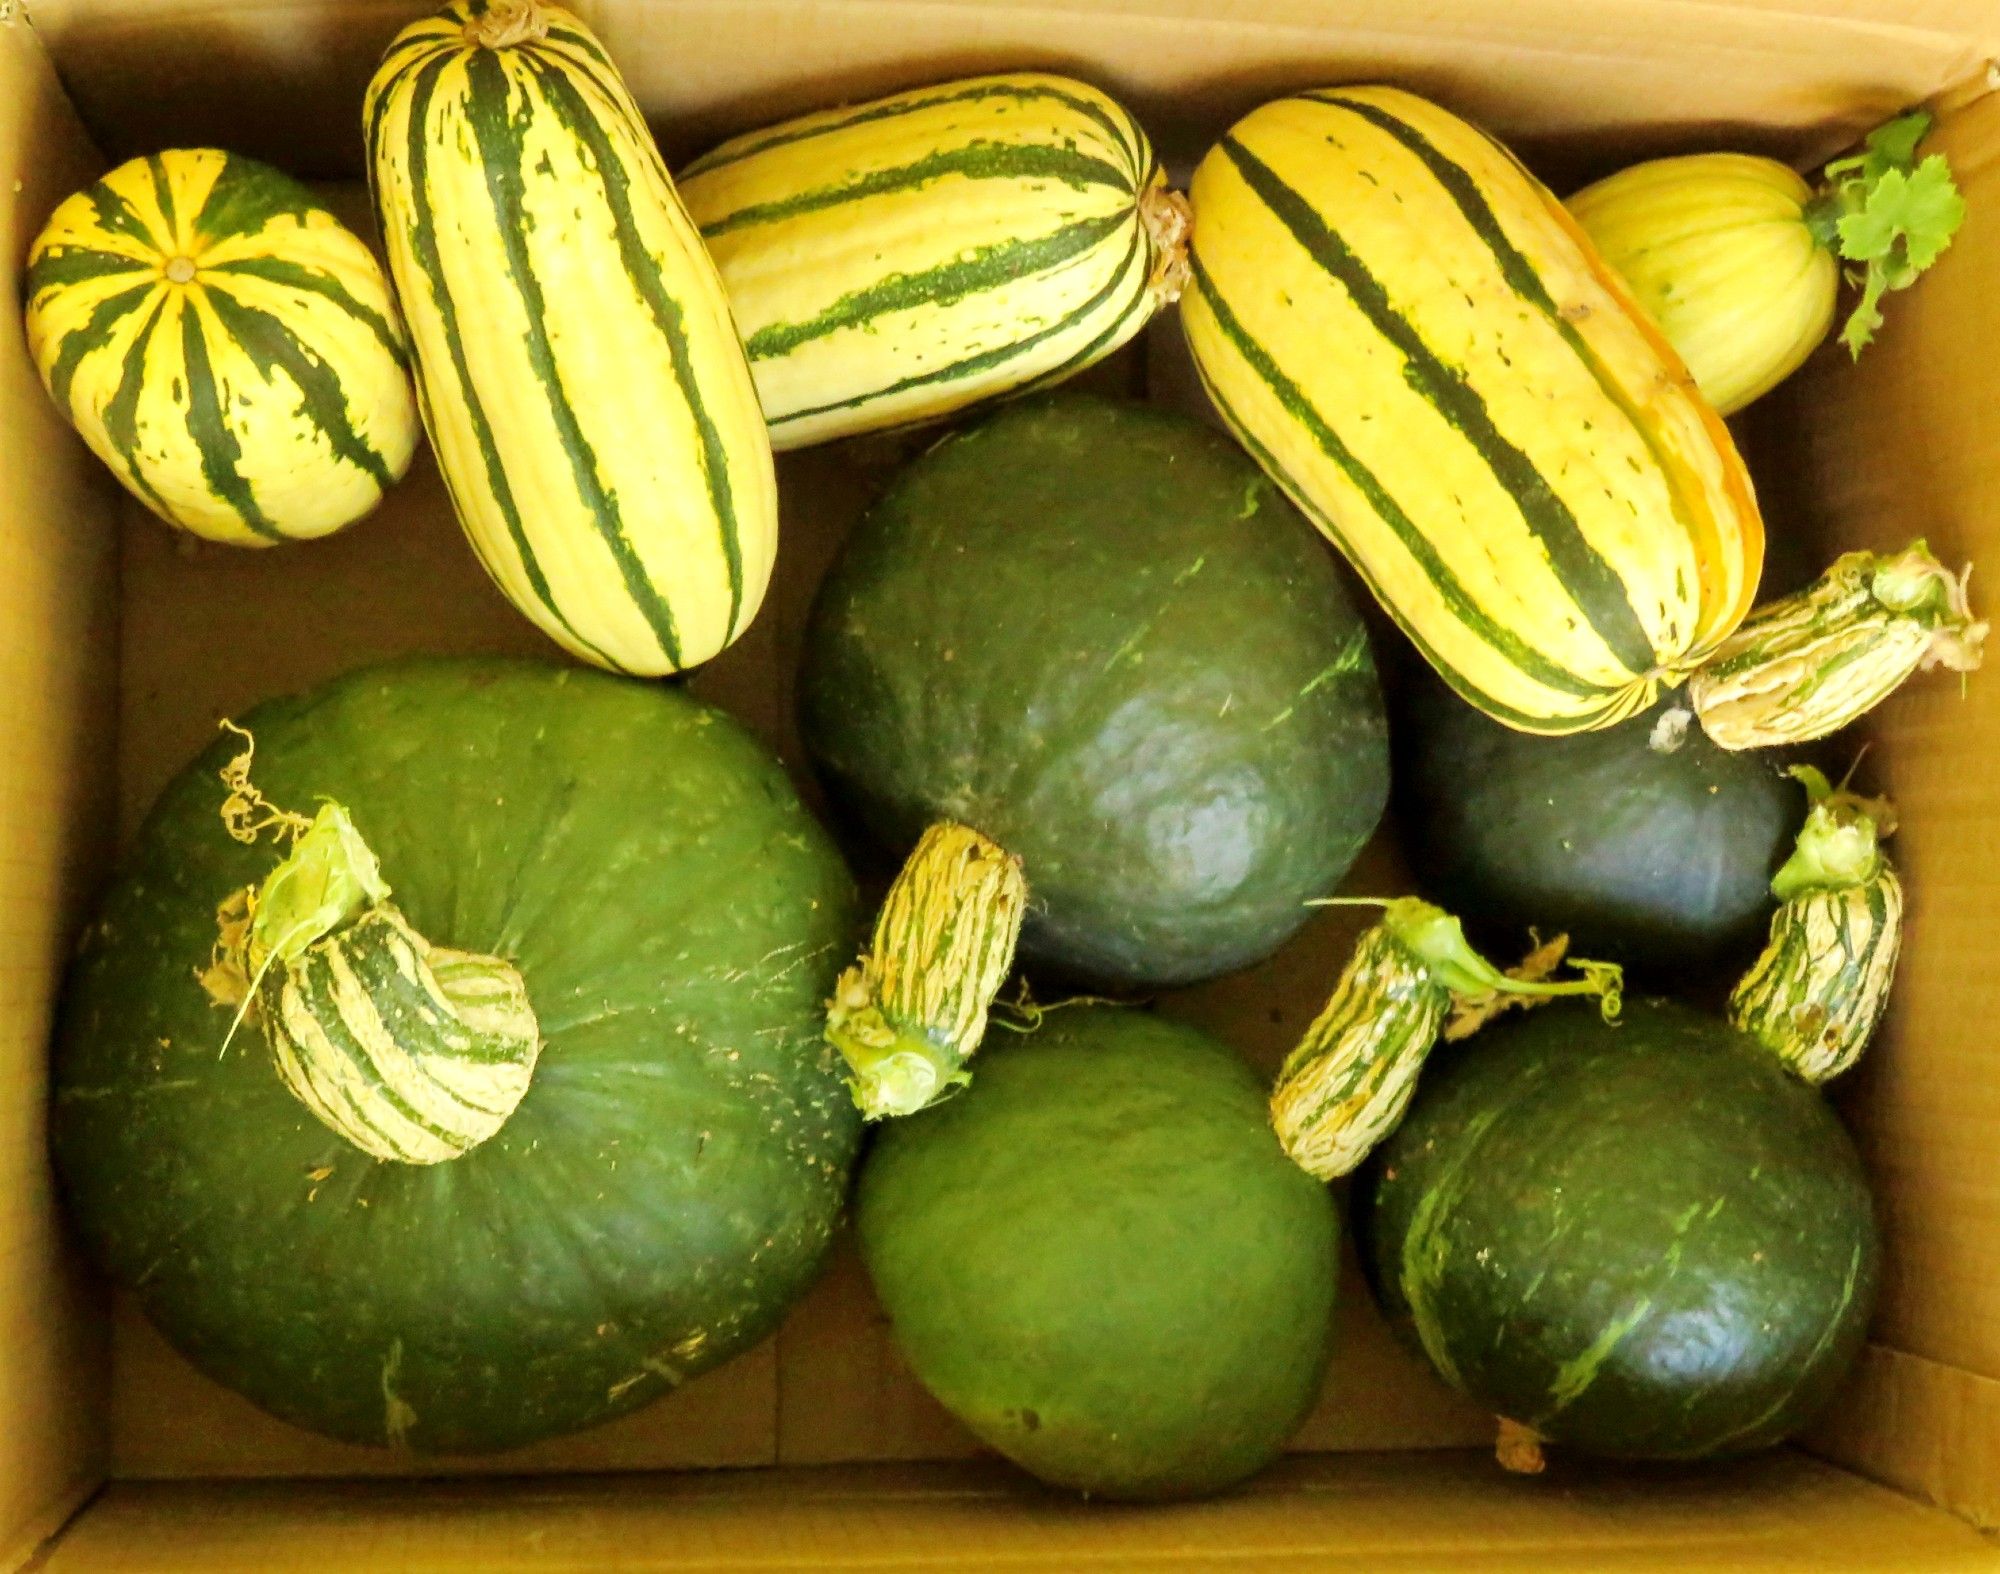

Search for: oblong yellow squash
xmin=678 ymin=73 xmax=1186 ymax=450
xmin=365 ymin=0 xmax=775 ymax=675
xmin=1183 ymin=88 xmax=1765 ymax=734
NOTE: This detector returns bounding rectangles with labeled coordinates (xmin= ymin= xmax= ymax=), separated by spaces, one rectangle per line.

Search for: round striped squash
xmin=1183 ymin=88 xmax=1765 ymax=735
xmin=24 ymin=149 xmax=419 ymax=546
xmin=678 ymin=73 xmax=1189 ymax=450
xmin=366 ymin=0 xmax=776 ymax=676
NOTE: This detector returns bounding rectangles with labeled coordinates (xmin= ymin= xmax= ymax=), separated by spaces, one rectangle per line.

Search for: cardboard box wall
xmin=4 ymin=1 xmax=2000 ymax=1566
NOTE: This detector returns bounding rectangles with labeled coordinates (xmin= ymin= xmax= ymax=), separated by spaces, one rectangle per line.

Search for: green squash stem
xmin=203 ymin=725 xmax=541 ymax=1164
xmin=1270 ymin=899 xmax=1622 ymax=1180
xmin=826 ymin=821 xmax=1027 ymax=1119
xmin=1769 ymin=766 xmax=1892 ymax=899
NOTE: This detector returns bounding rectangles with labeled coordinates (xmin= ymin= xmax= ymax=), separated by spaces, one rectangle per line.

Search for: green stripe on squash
xmin=208 ymin=256 xmax=408 ymax=363
xmin=743 ymin=209 xmax=1130 ymax=361
xmin=770 ymin=224 xmax=1147 ymax=435
xmin=1186 ymin=254 xmax=1610 ymax=712
xmin=178 ymin=298 xmax=283 ymax=540
xmin=203 ymin=288 xmax=398 ymax=490
xmin=682 ymin=78 xmax=1137 ymax=179
xmin=700 ymin=142 xmax=1135 ymax=241
xmin=1217 ymin=134 xmax=1657 ymax=680
xmin=25 ymin=246 xmax=151 ymax=296
xmin=46 ymin=279 xmax=157 ymax=412
xmin=391 ymin=52 xmax=613 ymax=667
xmin=98 ymin=294 xmax=178 ymax=521
xmin=463 ymin=49 xmax=686 ymax=668
xmin=524 ymin=53 xmax=750 ymax=638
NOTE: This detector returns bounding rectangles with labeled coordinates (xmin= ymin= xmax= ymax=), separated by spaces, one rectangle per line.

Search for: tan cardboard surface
xmin=1810 ymin=1343 xmax=2000 ymax=1534
xmin=1771 ymin=90 xmax=2000 ymax=1527
xmin=21 ymin=0 xmax=2000 ymax=180
xmin=7 ymin=0 xmax=2000 ymax=1558
xmin=0 ymin=11 xmax=115 ymax=1568
xmin=34 ymin=1453 xmax=2000 ymax=1571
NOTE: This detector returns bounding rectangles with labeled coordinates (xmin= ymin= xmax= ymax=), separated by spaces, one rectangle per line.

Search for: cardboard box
xmin=4 ymin=2 xmax=1999 ymax=1566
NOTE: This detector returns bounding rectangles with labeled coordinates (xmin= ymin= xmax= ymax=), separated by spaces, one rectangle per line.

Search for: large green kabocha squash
xmin=858 ymin=1005 xmax=1339 ymax=1499
xmin=1361 ymin=998 xmax=1878 ymax=1461
xmin=802 ymin=393 xmax=1388 ymax=1115
xmin=52 ymin=659 xmax=859 ymax=1453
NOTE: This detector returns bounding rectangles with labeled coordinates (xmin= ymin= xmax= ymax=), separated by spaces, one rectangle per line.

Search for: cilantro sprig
xmin=1804 ymin=110 xmax=1967 ymax=358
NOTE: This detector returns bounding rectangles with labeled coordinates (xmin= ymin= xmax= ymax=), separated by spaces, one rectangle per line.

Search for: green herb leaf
xmin=1896 ymin=156 xmax=1967 ymax=273
xmin=1821 ymin=111 xmax=1931 ymax=187
xmin=1818 ymin=113 xmax=1966 ymax=357
xmin=1862 ymin=110 xmax=1931 ymax=178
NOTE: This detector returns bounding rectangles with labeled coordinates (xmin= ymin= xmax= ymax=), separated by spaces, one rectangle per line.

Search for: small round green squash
xmin=801 ymin=392 xmax=1389 ymax=992
xmin=52 ymin=659 xmax=860 ymax=1453
xmin=1395 ymin=673 xmax=1805 ymax=979
xmin=1361 ymin=998 xmax=1879 ymax=1460
xmin=857 ymin=1005 xmax=1339 ymax=1499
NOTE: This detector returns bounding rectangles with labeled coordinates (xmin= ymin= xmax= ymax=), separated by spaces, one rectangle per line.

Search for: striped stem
xmin=1270 ymin=924 xmax=1451 ymax=1180
xmin=265 ymin=907 xmax=541 ymax=1165
xmin=1730 ymin=768 xmax=1902 ymax=1083
xmin=1271 ymin=899 xmax=1622 ymax=1179
xmin=825 ymin=822 xmax=1026 ymax=1119
xmin=204 ymin=734 xmax=541 ymax=1162
xmin=1690 ymin=542 xmax=1985 ymax=750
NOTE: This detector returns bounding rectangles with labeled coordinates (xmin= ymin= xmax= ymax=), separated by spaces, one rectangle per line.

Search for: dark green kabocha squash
xmin=1361 ymin=998 xmax=1879 ymax=1462
xmin=52 ymin=659 xmax=860 ymax=1453
xmin=857 ymin=1005 xmax=1339 ymax=1499
xmin=1394 ymin=670 xmax=1806 ymax=979
xmin=801 ymin=392 xmax=1390 ymax=1115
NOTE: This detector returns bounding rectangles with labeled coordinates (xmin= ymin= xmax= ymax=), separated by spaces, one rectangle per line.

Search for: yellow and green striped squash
xmin=24 ymin=149 xmax=419 ymax=546
xmin=1183 ymin=88 xmax=1766 ymax=735
xmin=365 ymin=0 xmax=776 ymax=676
xmin=678 ymin=73 xmax=1187 ymax=450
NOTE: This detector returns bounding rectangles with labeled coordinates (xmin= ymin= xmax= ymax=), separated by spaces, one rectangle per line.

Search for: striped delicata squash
xmin=366 ymin=0 xmax=775 ymax=676
xmin=24 ymin=150 xmax=419 ymax=545
xmin=679 ymin=73 xmax=1190 ymax=450
xmin=1183 ymin=88 xmax=1765 ymax=735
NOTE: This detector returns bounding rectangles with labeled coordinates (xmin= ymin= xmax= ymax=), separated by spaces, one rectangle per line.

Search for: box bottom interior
xmin=23 ymin=1452 xmax=2000 ymax=1572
